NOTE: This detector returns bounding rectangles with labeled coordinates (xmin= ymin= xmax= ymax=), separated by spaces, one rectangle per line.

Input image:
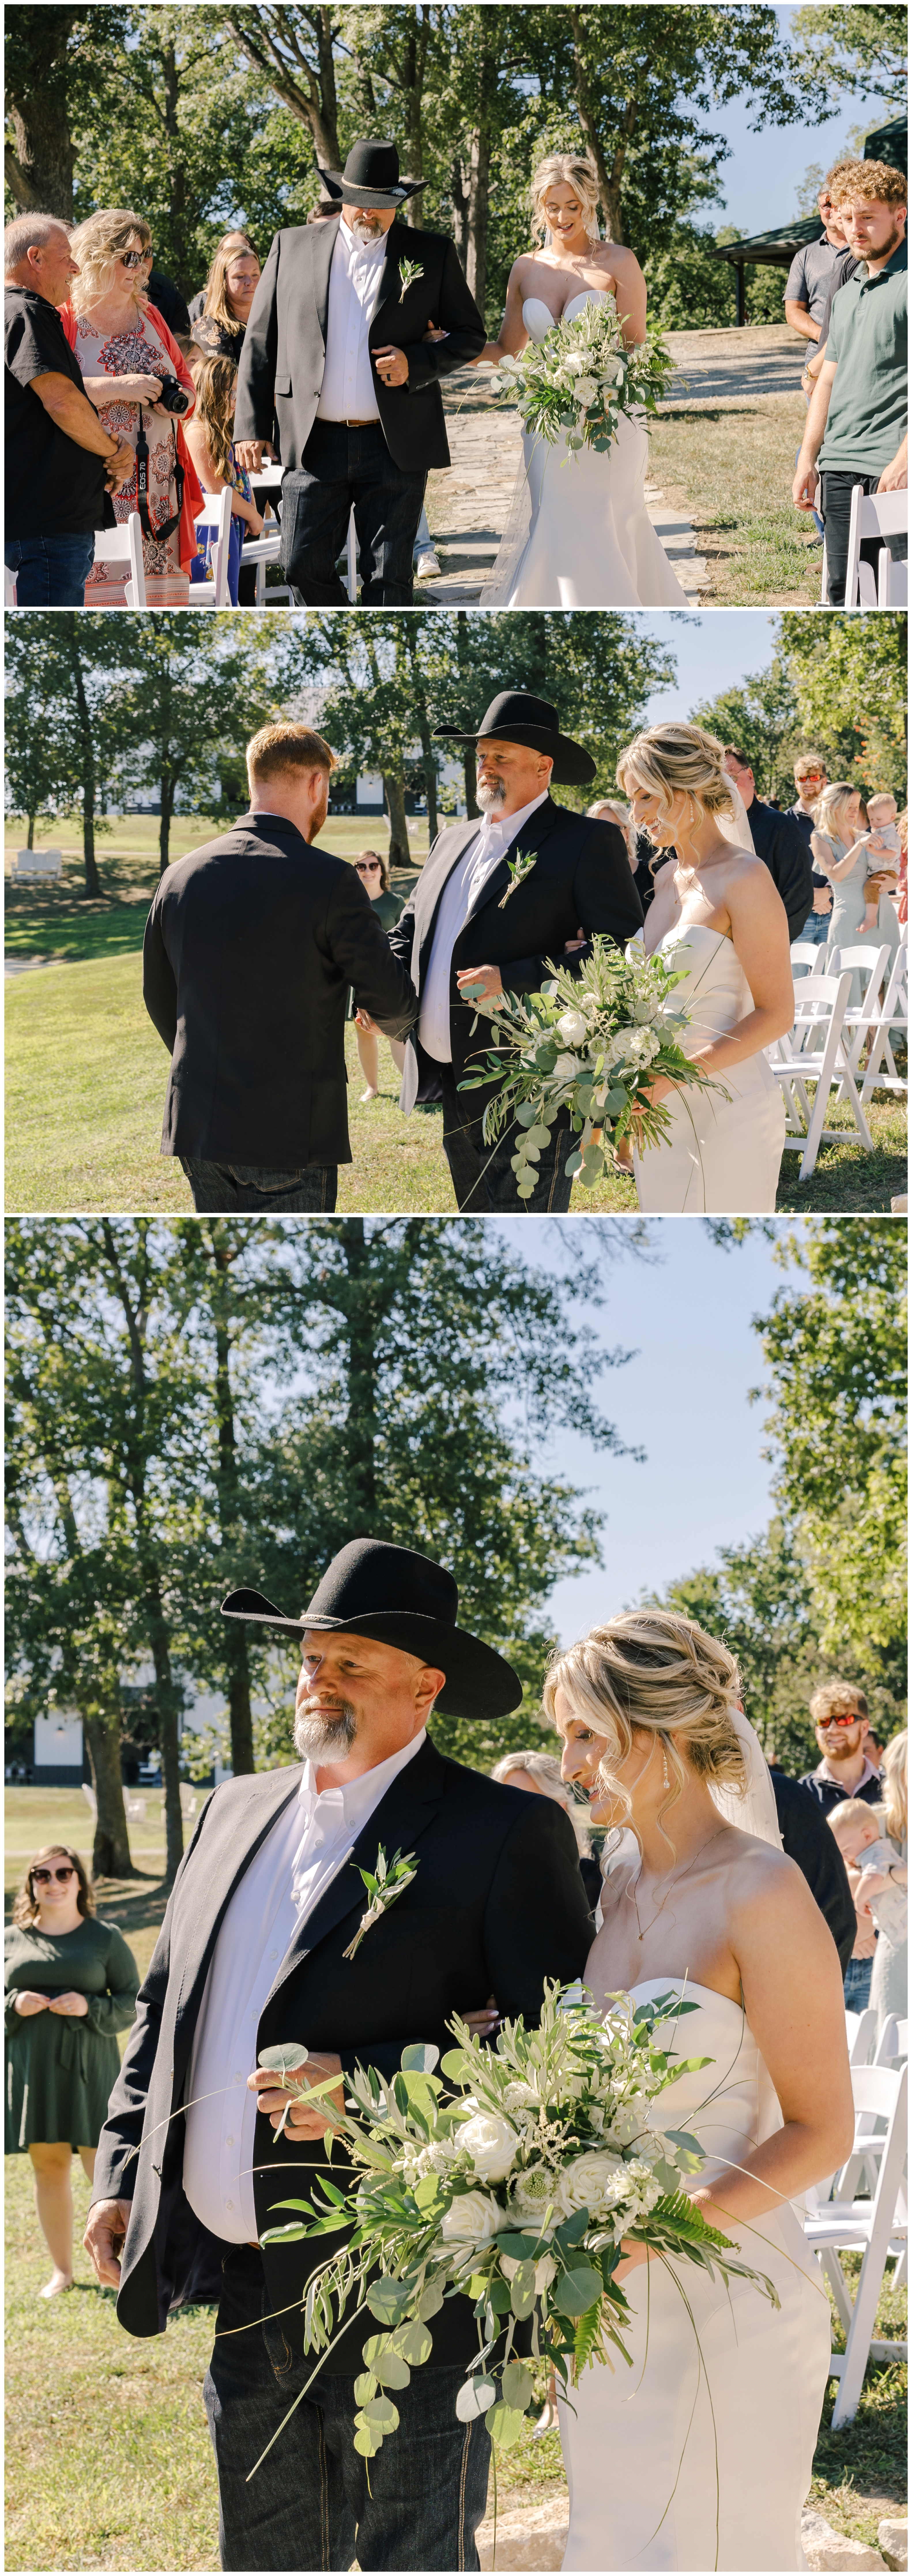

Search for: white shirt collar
xmin=338 ymin=214 xmax=389 ymax=268
xmin=815 ymin=1751 xmax=880 ymax=1789
xmin=474 ymin=786 xmax=550 ymax=853
xmin=297 ymin=1725 xmax=427 ymax=1822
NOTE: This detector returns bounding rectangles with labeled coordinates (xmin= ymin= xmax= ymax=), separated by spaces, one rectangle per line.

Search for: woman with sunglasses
xmin=58 ymin=208 xmax=201 ymax=604
xmin=5 ymin=1845 xmax=139 ymax=2298
xmin=349 ymin=848 xmax=407 ymax=1101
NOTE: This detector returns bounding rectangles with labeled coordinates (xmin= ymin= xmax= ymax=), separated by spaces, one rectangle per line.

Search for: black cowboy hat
xmin=221 ymin=1538 xmax=522 ymax=1720
xmin=434 ymin=691 xmax=596 ymax=788
xmin=318 ymin=139 xmax=426 ymax=211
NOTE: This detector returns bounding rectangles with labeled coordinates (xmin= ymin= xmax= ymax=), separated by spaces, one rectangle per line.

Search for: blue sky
xmin=636 ymin=613 xmax=781 ymax=729
xmin=490 ymin=1219 xmax=785 ymax=1644
xmin=704 ymin=6 xmax=894 ymax=236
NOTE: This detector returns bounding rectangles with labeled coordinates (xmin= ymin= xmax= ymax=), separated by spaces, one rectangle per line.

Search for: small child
xmin=828 ymin=1799 xmax=907 ymax=1939
xmin=860 ymin=792 xmax=900 ymax=933
xmin=185 ymin=352 xmax=266 ymax=605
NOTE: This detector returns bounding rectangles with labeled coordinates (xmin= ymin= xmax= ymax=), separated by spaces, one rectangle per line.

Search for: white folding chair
xmin=860 ymin=929 xmax=909 ymax=1103
xmin=769 ymin=968 xmax=872 ymax=1178
xmin=843 ymin=485 xmax=909 ymax=610
xmin=845 ymin=2006 xmax=877 ymax=2067
xmin=189 ymin=486 xmax=233 ymax=606
xmin=240 ymin=528 xmax=293 ymax=607
xmin=346 ymin=503 xmax=357 ymax=603
xmin=5 ymin=565 xmax=18 ymax=606
xmin=876 ymin=2017 xmax=909 ymax=2067
xmin=804 ymin=2060 xmax=908 ymax=2427
xmin=827 ymin=943 xmax=891 ymax=1084
xmin=790 ymin=937 xmax=828 ymax=985
xmin=91 ymin=509 xmax=147 ymax=605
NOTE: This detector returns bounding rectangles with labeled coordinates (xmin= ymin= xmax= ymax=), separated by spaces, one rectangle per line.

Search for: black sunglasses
xmin=32 ymin=1864 xmax=77 ymax=1884
xmin=120 ymin=248 xmax=153 ymax=269
xmin=355 ymin=860 xmax=382 ymax=873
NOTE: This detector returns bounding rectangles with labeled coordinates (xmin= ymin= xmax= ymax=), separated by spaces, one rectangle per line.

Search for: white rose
xmin=458 ymin=2110 xmax=519 ymax=2185
xmin=564 ymin=350 xmax=586 ymax=376
xmin=552 ymin=1052 xmax=581 ymax=1082
xmin=575 ymin=375 xmax=597 ymax=405
xmin=554 ymin=2149 xmax=629 ymax=2220
xmin=557 ymin=1009 xmax=587 ymax=1046
xmin=503 ymin=2081 xmax=540 ymax=2111
xmin=440 ymin=2189 xmax=502 ymax=2245
xmin=500 ymin=2250 xmax=557 ymax=2292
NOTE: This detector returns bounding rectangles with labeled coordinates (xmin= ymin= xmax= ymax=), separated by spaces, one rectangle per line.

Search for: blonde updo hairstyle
xmin=543 ymin=1608 xmax=748 ymax=1863
xmin=69 ymin=209 xmax=151 ymax=315
xmin=531 ymin=151 xmax=601 ymax=247
xmin=616 ymin=723 xmax=739 ymax=846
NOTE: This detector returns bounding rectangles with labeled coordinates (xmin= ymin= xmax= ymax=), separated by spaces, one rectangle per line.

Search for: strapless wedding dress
xmin=632 ymin=924 xmax=786 ymax=1213
xmin=559 ymin=1979 xmax=831 ymax=2571
xmin=483 ymin=291 xmax=687 ymax=607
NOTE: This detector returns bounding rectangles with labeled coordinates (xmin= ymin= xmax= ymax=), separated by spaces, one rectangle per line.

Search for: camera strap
xmin=134 ymin=409 xmax=185 ymax=546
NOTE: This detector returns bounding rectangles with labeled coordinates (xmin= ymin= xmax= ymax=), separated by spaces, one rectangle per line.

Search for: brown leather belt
xmin=343 ymin=416 xmax=379 ymax=427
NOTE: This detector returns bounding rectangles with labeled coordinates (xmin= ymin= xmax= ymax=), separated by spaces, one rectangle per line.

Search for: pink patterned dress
xmin=75 ymin=308 xmax=189 ymax=605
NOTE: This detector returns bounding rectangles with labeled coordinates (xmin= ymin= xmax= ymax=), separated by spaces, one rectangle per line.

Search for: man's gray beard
xmin=349 ymin=216 xmax=383 ymax=246
xmin=294 ymin=1702 xmax=357 ymax=1759
xmin=477 ymin=778 xmax=507 ymax=811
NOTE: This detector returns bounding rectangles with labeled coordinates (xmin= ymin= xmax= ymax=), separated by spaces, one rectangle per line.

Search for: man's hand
xmin=455 ymin=963 xmax=504 ymax=1003
xmin=793 ymin=459 xmax=820 ymax=510
xmin=234 ymin=439 xmax=277 ymax=474
xmin=373 ymin=344 xmax=409 ymax=388
xmin=105 ymin=439 xmax=136 ymax=491
xmin=13 ymin=1990 xmax=50 ymax=2016
xmin=248 ymin=2051 xmax=345 ymax=2140
xmin=48 ymin=1990 xmax=89 ymax=2016
xmin=84 ymin=2196 xmax=133 ymax=2288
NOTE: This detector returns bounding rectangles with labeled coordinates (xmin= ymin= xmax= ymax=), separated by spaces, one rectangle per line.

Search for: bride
xmin=615 ymin=723 xmax=794 ymax=1212
xmin=480 ymin=151 xmax=687 ymax=607
xmin=549 ymin=1607 xmax=851 ymax=2571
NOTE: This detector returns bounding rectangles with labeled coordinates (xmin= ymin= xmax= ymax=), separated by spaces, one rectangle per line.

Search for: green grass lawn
xmin=4 ymin=1794 xmax=907 ymax=2569
xmin=648 ymin=394 xmax=824 ymax=605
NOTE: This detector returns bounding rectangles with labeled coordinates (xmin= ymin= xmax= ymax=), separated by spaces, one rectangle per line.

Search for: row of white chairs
xmin=802 ymin=2013 xmax=908 ymax=2428
xmin=5 ymin=463 xmax=357 ymax=608
xmin=820 ymin=484 xmax=909 ymax=609
xmin=772 ymin=929 xmax=908 ymax=1178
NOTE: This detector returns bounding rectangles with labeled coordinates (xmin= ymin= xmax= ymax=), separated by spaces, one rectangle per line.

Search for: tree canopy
xmin=689 ymin=612 xmax=907 ymax=805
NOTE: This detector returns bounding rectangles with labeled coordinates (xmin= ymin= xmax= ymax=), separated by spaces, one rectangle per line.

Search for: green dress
xmin=5 ymin=1916 xmax=140 ymax=2152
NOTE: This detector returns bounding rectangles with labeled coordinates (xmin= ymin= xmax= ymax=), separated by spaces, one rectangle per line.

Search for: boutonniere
xmin=397 ymin=257 xmax=424 ymax=302
xmin=498 ymin=848 xmax=537 ymax=909
xmin=342 ymin=1845 xmax=418 ymax=1960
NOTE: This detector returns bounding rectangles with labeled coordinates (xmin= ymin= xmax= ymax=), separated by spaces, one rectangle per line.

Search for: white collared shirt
xmin=317 ymin=216 xmax=387 ymax=422
xmin=419 ymin=789 xmax=550 ymax=1063
xmin=182 ymin=1728 xmax=426 ymax=2243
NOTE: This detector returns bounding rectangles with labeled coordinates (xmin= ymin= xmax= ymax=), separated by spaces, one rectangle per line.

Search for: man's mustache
xmin=294 ymin=1697 xmax=357 ymax=1757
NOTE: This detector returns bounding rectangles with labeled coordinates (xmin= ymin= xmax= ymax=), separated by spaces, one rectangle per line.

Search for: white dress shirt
xmin=182 ymin=1728 xmax=426 ymax=2243
xmin=419 ymin=788 xmax=550 ymax=1063
xmin=317 ymin=218 xmax=387 ymax=423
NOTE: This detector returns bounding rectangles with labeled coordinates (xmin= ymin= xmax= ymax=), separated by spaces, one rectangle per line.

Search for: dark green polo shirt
xmin=819 ymin=241 xmax=907 ymax=475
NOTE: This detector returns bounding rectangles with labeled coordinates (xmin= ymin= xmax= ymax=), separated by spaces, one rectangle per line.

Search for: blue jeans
xmin=843 ymin=1953 xmax=874 ymax=2012
xmin=5 ymin=530 xmax=95 ymax=606
xmin=203 ymin=2246 xmax=491 ymax=2571
xmin=179 ymin=1157 xmax=337 ymax=1212
xmin=280 ymin=420 xmax=426 ymax=605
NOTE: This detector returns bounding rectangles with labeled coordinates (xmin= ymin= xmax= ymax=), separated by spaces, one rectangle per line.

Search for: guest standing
xmin=787 ymin=754 xmax=833 ymax=947
xmin=721 ymin=748 xmax=814 ymax=941
xmin=793 ymin=161 xmax=907 ymax=606
xmin=185 ymin=352 xmax=264 ymax=604
xmin=800 ymin=1681 xmax=884 ymax=1814
xmin=5 ymin=1845 xmax=138 ymax=2299
xmin=348 ymin=850 xmax=406 ymax=1102
xmin=189 ymin=239 xmax=261 ymax=367
xmin=5 ymin=212 xmax=134 ymax=606
xmin=811 ymin=782 xmax=900 ymax=1003
xmin=61 ymin=208 xmax=201 ymax=604
xmin=870 ymin=1733 xmax=908 ymax=2036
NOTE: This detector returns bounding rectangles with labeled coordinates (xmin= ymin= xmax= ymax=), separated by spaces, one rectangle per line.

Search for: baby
xmin=828 ymin=1800 xmax=907 ymax=1944
xmin=860 ymin=792 xmax=900 ymax=932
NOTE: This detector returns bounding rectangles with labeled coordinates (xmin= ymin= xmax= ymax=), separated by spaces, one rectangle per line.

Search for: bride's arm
xmin=634 ymin=865 xmax=794 ymax=1130
xmin=473 ymin=263 xmax=530 ymax=365
xmin=605 ymin=244 xmax=647 ymax=348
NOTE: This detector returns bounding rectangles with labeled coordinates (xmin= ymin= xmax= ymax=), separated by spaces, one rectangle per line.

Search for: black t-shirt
xmin=5 ymin=287 xmax=110 ymax=537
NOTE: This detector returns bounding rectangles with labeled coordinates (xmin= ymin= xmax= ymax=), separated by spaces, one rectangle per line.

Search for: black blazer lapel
xmin=369 ymin=224 xmax=411 ymax=346
xmin=264 ymin=1736 xmax=447 ymax=2004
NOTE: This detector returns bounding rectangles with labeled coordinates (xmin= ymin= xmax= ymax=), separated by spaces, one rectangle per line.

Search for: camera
xmin=155 ymin=373 xmax=191 ymax=416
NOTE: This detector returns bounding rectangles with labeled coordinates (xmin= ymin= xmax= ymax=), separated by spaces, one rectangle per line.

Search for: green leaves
xmin=456 ymin=2376 xmax=497 ymax=2422
xmin=553 ymin=2262 xmax=604 ymax=2318
xmin=508 ymin=2261 xmax=537 ymax=2319
xmin=362 ymin=2336 xmax=411 ymax=2391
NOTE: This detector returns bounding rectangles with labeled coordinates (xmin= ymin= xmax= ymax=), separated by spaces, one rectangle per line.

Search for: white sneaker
xmin=415 ymin=548 xmax=441 ymax=578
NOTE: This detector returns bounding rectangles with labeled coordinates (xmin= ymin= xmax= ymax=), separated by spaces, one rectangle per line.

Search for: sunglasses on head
xmin=120 ymin=248 xmax=152 ymax=268
xmin=355 ymin=860 xmax=381 ymax=873
xmin=32 ymin=1864 xmax=77 ymax=1884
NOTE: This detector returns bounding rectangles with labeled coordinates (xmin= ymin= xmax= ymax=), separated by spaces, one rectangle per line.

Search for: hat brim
xmin=433 ymin=723 xmax=596 ymax=788
xmin=319 ymin=170 xmax=426 ymax=209
xmin=221 ymin=1589 xmax=523 ymax=1721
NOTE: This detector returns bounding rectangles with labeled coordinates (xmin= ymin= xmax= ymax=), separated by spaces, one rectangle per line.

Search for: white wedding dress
xmin=559 ymin=1975 xmax=832 ymax=2570
xmin=483 ymin=291 xmax=687 ymax=607
xmin=631 ymin=923 xmax=787 ymax=1213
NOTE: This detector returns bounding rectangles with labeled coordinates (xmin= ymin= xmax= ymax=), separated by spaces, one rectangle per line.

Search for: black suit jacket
xmin=142 ymin=814 xmax=417 ymax=1168
xmin=771 ymin=1770 xmax=857 ymax=1973
xmin=91 ymin=1741 xmax=594 ymax=2369
xmin=235 ymin=220 xmax=485 ymax=474
xmin=747 ymin=798 xmax=814 ymax=942
xmin=388 ymin=797 xmax=644 ymax=1114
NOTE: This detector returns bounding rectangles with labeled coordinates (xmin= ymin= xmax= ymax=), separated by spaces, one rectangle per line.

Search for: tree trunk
xmin=466 ymin=120 xmax=491 ymax=317
xmin=145 ymin=1605 xmax=184 ymax=1882
xmin=521 ymin=614 xmax=549 ymax=701
xmin=451 ymin=158 xmax=470 ymax=269
xmin=6 ymin=11 xmax=77 ymax=221
xmin=159 ymin=771 xmax=175 ymax=874
xmin=383 ymin=773 xmax=410 ymax=872
xmin=83 ymin=1712 xmax=134 ymax=1879
xmin=342 ymin=1221 xmax=378 ymax=1532
xmin=26 ymin=813 xmax=36 ymax=850
xmin=456 ymin=614 xmax=480 ymax=817
xmin=161 ymin=39 xmax=190 ymax=296
xmin=570 ymin=7 xmax=624 ymax=239
xmin=226 ymin=7 xmax=340 ymax=169
xmin=66 ymin=620 xmax=101 ymax=898
xmin=403 ymin=625 xmax=438 ymax=843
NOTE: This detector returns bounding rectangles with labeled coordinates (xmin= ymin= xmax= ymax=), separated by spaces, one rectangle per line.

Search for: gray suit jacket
xmin=235 ymin=218 xmax=485 ymax=473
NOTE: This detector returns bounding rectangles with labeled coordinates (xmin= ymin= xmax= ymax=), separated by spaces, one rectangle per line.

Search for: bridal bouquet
xmin=487 ymin=296 xmax=675 ymax=455
xmin=458 ymin=935 xmax=726 ymax=1197
xmin=258 ymin=1979 xmax=777 ymax=2471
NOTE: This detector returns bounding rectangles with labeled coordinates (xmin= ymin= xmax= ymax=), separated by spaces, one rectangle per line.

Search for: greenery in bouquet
xmin=256 ymin=1979 xmax=778 ymax=2478
xmin=458 ymin=935 xmax=727 ymax=1198
xmin=487 ymin=296 xmax=676 ymax=455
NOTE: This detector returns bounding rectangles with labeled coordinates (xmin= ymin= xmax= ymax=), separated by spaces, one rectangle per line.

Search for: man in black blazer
xmin=722 ymin=747 xmax=815 ymax=941
xmin=84 ymin=1540 xmax=593 ymax=2574
xmin=234 ymin=138 xmax=485 ymax=606
xmin=380 ymin=691 xmax=644 ymax=1213
xmin=142 ymin=721 xmax=417 ymax=1215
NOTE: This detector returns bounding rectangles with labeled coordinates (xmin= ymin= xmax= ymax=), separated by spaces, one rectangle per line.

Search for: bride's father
xmin=142 ymin=722 xmax=417 ymax=1214
xmin=384 ymin=692 xmax=644 ymax=1211
xmin=84 ymin=1538 xmax=594 ymax=2573
xmin=234 ymin=138 xmax=485 ymax=605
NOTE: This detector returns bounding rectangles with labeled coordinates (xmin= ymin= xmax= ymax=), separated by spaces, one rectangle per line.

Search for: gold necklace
xmin=630 ymin=1824 xmax=728 ymax=1943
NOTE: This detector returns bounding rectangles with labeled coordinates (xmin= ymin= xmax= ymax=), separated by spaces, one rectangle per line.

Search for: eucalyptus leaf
xmin=417 ymin=2281 xmax=446 ymax=2322
xmin=509 ymin=2261 xmax=536 ymax=2320
xmin=353 ymin=2372 xmax=378 ymax=2405
xmin=362 ymin=2395 xmax=400 ymax=2432
xmin=401 ymin=2043 xmax=440 ymax=2075
xmin=257 ymin=2044 xmax=309 ymax=2076
xmin=501 ymin=2361 xmax=534 ymax=2411
xmin=396 ymin=2319 xmax=433 ymax=2366
xmin=455 ymin=2376 xmax=497 ymax=2422
xmin=353 ymin=2424 xmax=382 ymax=2458
xmin=553 ymin=2263 xmax=604 ymax=2318
xmin=485 ymin=2400 xmax=526 ymax=2448
xmin=365 ymin=2281 xmax=412 ymax=2326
